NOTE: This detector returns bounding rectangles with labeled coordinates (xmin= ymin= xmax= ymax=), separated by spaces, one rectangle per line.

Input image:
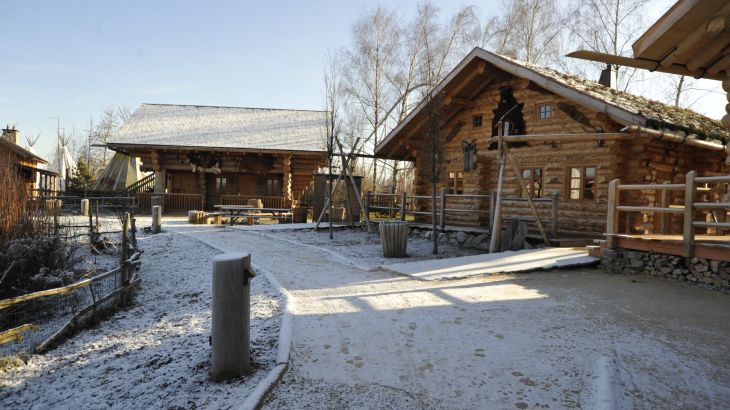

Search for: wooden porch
xmin=605 ymin=171 xmax=730 ymax=262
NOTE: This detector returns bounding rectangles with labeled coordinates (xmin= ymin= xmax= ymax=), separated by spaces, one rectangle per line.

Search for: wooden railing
xmin=220 ymin=195 xmax=288 ymax=209
xmin=366 ymin=190 xmax=560 ymax=238
xmin=606 ymin=171 xmax=730 ymax=257
xmin=125 ymin=173 xmax=155 ymax=196
xmin=137 ymin=192 xmax=204 ymax=213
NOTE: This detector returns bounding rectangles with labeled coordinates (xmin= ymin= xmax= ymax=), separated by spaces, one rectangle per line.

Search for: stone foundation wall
xmin=408 ymin=227 xmax=491 ymax=250
xmin=602 ymin=248 xmax=730 ymax=292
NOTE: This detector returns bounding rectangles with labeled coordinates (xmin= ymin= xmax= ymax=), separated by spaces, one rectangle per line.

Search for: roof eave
xmin=376 ymin=48 xmax=647 ymax=158
xmin=105 ymin=142 xmax=327 ymax=156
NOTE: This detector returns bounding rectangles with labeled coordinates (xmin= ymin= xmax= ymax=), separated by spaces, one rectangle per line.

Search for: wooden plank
xmin=606 ymin=179 xmax=620 ymax=248
xmin=617 ymin=205 xmax=684 ymax=214
xmin=615 ymin=236 xmax=683 ymax=256
xmin=683 ymin=171 xmax=697 ymax=258
xmin=0 ymin=324 xmax=38 ymax=345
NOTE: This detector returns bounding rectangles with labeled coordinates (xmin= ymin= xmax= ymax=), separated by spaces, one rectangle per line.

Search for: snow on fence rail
xmin=0 ymin=214 xmax=142 ymax=357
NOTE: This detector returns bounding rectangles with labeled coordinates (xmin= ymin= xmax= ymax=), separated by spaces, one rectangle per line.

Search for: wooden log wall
xmin=128 ymin=149 xmax=325 ymax=205
xmin=413 ymin=77 xmax=624 ymax=235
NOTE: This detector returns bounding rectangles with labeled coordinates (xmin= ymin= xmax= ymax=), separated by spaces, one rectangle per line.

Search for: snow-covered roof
xmin=510 ymin=56 xmax=730 ymax=142
xmin=108 ymin=104 xmax=329 ymax=153
xmin=0 ymin=137 xmax=47 ymax=164
xmin=376 ymin=48 xmax=729 ymax=157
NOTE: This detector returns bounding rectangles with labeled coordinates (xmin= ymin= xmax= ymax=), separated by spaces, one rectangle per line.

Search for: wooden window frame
xmin=536 ymin=102 xmax=554 ymax=121
xmin=446 ymin=171 xmax=464 ymax=195
xmin=521 ymin=167 xmax=544 ymax=198
xmin=215 ymin=177 xmax=227 ymax=195
xmin=567 ymin=166 xmax=597 ymax=201
xmin=472 ymin=114 xmax=484 ymax=128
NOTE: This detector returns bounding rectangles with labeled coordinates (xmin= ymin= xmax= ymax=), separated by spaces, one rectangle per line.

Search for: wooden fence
xmin=606 ymin=171 xmax=730 ymax=258
xmin=366 ymin=190 xmax=560 ymax=238
xmin=0 ymin=214 xmax=141 ymax=355
xmin=137 ymin=192 xmax=204 ymax=213
xmin=220 ymin=194 xmax=288 ymax=209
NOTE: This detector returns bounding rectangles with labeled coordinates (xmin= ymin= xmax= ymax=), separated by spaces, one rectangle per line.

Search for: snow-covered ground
xmin=4 ymin=217 xmax=730 ymax=409
xmin=244 ymin=225 xmax=482 ymax=271
xmin=174 ymin=223 xmax=730 ymax=409
xmin=0 ymin=228 xmax=282 ymax=409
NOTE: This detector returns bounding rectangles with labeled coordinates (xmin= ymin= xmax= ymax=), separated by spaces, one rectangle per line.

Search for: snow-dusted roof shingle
xmin=377 ymin=48 xmax=729 ymax=157
xmin=108 ymin=104 xmax=328 ymax=153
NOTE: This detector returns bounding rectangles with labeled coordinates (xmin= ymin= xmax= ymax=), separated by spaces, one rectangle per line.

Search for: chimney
xmin=2 ymin=125 xmax=19 ymax=145
xmin=598 ymin=64 xmax=617 ymax=89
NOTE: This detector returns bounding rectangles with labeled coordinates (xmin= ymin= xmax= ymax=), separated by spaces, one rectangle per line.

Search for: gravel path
xmin=176 ymin=224 xmax=730 ymax=409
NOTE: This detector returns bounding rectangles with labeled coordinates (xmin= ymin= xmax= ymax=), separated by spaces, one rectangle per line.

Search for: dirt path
xmin=176 ymin=224 xmax=730 ymax=409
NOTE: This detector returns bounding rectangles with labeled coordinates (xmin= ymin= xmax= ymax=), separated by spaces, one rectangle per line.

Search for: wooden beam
xmin=567 ymin=50 xmax=725 ymax=81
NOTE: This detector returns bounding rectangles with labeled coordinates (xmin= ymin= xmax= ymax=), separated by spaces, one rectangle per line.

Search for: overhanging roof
xmin=0 ymin=138 xmax=48 ymax=164
xmin=568 ymin=0 xmax=730 ymax=80
xmin=107 ymin=103 xmax=329 ymax=154
xmin=375 ymin=48 xmax=729 ymax=160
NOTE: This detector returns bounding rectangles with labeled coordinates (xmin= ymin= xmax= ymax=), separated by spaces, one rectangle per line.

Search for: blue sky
xmin=2 ymin=0 xmax=483 ymax=156
xmin=2 ymin=0 xmax=711 ymax=158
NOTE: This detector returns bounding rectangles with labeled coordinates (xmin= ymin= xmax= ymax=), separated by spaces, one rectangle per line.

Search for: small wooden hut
xmin=0 ymin=126 xmax=58 ymax=196
xmin=106 ymin=104 xmax=328 ymax=212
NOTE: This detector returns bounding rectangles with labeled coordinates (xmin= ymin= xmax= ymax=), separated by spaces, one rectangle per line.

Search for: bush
xmin=0 ymin=236 xmax=76 ymax=298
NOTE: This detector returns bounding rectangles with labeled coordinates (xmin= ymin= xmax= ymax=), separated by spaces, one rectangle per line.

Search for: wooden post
xmin=489 ymin=130 xmax=506 ymax=253
xmin=502 ymin=143 xmax=550 ymax=245
xmin=400 ymin=191 xmax=407 ymax=221
xmin=550 ymin=192 xmax=559 ymax=239
xmin=439 ymin=188 xmax=447 ymax=230
xmin=152 ymin=205 xmax=162 ymax=234
xmin=489 ymin=191 xmax=496 ymax=230
xmin=120 ymin=213 xmax=129 ymax=306
xmin=211 ymin=253 xmax=255 ymax=380
xmin=659 ymin=182 xmax=670 ymax=234
xmin=365 ymin=191 xmax=371 ymax=231
xmin=606 ymin=179 xmax=620 ymax=248
xmin=683 ymin=170 xmax=697 ymax=258
xmin=88 ymin=199 xmax=94 ymax=245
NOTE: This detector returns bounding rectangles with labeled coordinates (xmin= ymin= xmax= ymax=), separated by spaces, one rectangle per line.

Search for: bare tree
xmin=323 ymin=51 xmax=342 ymax=239
xmin=342 ymin=7 xmax=399 ymax=191
xmin=568 ymin=0 xmax=650 ymax=90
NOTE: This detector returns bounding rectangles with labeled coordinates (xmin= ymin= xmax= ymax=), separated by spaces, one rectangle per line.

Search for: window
xmin=215 ymin=177 xmax=227 ymax=194
xmin=521 ymin=168 xmax=543 ymax=198
xmin=538 ymin=103 xmax=553 ymax=119
xmin=568 ymin=166 xmax=596 ymax=200
xmin=267 ymin=178 xmax=282 ymax=196
xmin=447 ymin=171 xmax=464 ymax=194
xmin=472 ymin=114 xmax=483 ymax=128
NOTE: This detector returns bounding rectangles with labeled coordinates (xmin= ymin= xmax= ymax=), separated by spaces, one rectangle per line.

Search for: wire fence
xmin=0 ymin=212 xmax=141 ymax=358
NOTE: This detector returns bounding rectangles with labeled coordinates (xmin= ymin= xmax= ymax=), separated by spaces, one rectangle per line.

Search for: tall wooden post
xmin=683 ymin=171 xmax=697 ymax=258
xmin=489 ymin=128 xmax=506 ymax=253
xmin=606 ymin=179 xmax=620 ymax=248
xmin=550 ymin=192 xmax=559 ymax=239
xmin=400 ymin=191 xmax=407 ymax=221
xmin=439 ymin=188 xmax=447 ymax=230
xmin=120 ymin=213 xmax=129 ymax=306
xmin=365 ymin=191 xmax=371 ymax=231
xmin=283 ymin=155 xmax=292 ymax=207
xmin=659 ymin=182 xmax=670 ymax=234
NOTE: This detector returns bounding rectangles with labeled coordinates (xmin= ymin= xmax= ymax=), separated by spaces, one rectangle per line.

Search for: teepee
xmin=53 ymin=134 xmax=75 ymax=192
xmin=92 ymin=152 xmax=142 ymax=192
xmin=25 ymin=134 xmax=42 ymax=188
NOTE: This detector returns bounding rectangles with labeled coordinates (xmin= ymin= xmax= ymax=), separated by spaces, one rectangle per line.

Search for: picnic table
xmin=215 ymin=205 xmax=293 ymax=226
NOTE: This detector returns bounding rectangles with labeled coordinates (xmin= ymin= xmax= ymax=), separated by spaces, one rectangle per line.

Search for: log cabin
xmin=106 ymin=104 xmax=328 ymax=211
xmin=374 ymin=48 xmax=730 ymax=239
xmin=1 ymin=126 xmax=58 ymax=196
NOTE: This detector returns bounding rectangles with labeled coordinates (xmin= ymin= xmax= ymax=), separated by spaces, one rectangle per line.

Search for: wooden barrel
xmin=379 ymin=221 xmax=409 ymax=258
